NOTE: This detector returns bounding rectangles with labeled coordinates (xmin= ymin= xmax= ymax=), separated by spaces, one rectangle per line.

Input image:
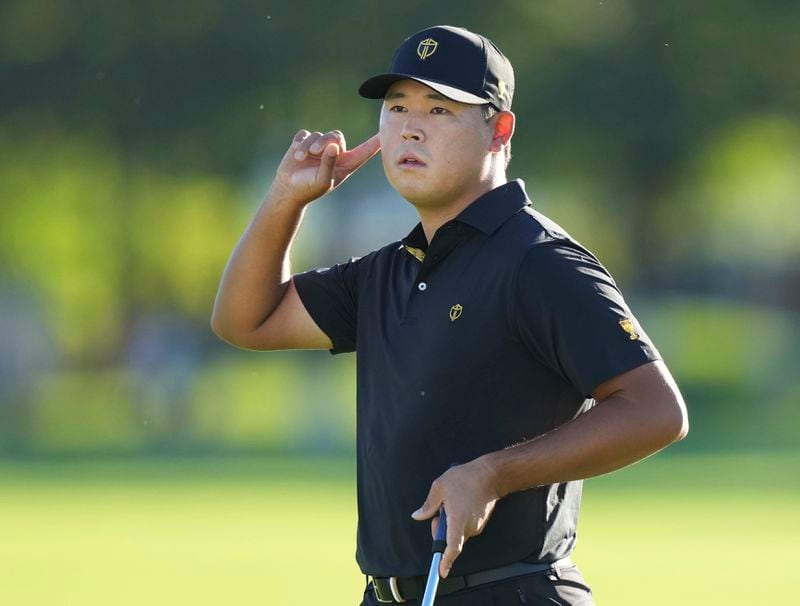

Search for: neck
xmin=417 ymin=173 xmax=508 ymax=243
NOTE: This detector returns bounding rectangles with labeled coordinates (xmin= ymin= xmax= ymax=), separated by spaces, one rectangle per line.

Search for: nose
xmin=401 ymin=119 xmax=424 ymax=142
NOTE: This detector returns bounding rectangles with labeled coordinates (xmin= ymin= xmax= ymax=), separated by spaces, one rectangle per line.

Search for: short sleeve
xmin=293 ymin=256 xmax=364 ymax=355
xmin=514 ymin=242 xmax=661 ymax=397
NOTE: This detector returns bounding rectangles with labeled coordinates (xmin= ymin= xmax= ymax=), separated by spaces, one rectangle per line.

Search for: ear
xmin=490 ymin=110 xmax=515 ymax=153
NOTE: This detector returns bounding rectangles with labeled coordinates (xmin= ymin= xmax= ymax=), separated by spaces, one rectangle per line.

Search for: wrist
xmin=475 ymin=452 xmax=506 ymax=500
xmin=265 ymin=180 xmax=313 ymax=211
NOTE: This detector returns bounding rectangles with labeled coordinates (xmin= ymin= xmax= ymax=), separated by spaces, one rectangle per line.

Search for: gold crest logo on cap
xmin=417 ymin=38 xmax=438 ymax=61
xmin=449 ymin=304 xmax=463 ymax=322
xmin=619 ymin=318 xmax=639 ymax=340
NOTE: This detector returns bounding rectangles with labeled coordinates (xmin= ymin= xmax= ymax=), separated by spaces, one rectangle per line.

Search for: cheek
xmin=378 ymin=128 xmax=394 ymax=170
xmin=378 ymin=127 xmax=391 ymax=150
xmin=378 ymin=115 xmax=400 ymax=149
xmin=379 ymin=134 xmax=397 ymax=174
xmin=436 ymin=131 xmax=486 ymax=172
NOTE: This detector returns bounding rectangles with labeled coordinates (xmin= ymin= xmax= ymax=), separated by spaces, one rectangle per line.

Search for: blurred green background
xmin=0 ymin=1 xmax=797 ymax=604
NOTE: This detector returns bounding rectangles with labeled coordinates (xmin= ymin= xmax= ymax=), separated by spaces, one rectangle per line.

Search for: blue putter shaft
xmin=421 ymin=505 xmax=448 ymax=606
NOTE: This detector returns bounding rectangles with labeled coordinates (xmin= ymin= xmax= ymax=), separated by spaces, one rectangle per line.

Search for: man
xmin=211 ymin=25 xmax=688 ymax=606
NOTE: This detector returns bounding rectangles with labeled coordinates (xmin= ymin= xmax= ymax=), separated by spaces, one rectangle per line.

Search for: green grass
xmin=579 ymin=452 xmax=798 ymax=603
xmin=0 ymin=452 xmax=796 ymax=605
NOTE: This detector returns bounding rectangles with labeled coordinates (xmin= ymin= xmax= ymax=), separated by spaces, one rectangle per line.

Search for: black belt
xmin=369 ymin=556 xmax=572 ymax=603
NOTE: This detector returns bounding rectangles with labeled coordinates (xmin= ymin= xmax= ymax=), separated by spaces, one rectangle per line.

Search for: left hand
xmin=410 ymin=457 xmax=500 ymax=578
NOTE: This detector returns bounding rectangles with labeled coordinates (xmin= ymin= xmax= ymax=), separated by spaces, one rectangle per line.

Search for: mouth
xmin=397 ymin=153 xmax=427 ymax=168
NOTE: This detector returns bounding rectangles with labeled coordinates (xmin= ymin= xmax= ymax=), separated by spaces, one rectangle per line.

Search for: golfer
xmin=211 ymin=25 xmax=688 ymax=605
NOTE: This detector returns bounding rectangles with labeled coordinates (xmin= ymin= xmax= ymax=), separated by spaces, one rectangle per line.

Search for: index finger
xmin=440 ymin=516 xmax=465 ymax=578
xmin=338 ymin=133 xmax=380 ymax=171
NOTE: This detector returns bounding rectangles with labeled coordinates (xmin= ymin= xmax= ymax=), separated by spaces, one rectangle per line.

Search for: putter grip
xmin=431 ymin=505 xmax=447 ymax=554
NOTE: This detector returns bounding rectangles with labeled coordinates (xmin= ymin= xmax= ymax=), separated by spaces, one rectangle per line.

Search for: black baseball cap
xmin=358 ymin=25 xmax=515 ymax=111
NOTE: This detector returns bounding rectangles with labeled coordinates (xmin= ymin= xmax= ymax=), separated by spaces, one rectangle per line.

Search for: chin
xmin=387 ymin=172 xmax=438 ymax=205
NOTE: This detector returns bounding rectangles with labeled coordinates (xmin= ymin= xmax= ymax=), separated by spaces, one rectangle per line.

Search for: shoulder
xmin=497 ymin=206 xmax=607 ymax=279
xmin=355 ymin=239 xmax=408 ymax=272
xmin=499 ymin=212 xmax=627 ymax=316
xmin=500 ymin=205 xmax=578 ymax=246
xmin=321 ymin=241 xmax=399 ymax=273
xmin=308 ymin=239 xmax=410 ymax=288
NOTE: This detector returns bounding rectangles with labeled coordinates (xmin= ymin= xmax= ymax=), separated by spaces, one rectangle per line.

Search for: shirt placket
xmin=407 ymin=223 xmax=469 ymax=309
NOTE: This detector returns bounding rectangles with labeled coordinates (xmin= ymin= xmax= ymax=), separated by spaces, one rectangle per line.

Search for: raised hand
xmin=271 ymin=129 xmax=381 ymax=206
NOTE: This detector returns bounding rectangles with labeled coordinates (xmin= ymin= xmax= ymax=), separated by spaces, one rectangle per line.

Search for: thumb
xmin=411 ymin=490 xmax=442 ymax=521
xmin=316 ymin=143 xmax=340 ymax=185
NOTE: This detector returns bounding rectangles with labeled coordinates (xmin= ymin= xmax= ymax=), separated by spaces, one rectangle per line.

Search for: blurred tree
xmin=1 ymin=0 xmax=798 ymax=455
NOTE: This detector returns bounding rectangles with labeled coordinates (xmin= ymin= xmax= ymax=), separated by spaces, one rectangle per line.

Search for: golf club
xmin=420 ymin=504 xmax=448 ymax=606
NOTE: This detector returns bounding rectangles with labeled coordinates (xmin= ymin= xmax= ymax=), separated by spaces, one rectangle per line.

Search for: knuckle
xmin=305 ymin=132 xmax=325 ymax=150
xmin=293 ymin=130 xmax=310 ymax=146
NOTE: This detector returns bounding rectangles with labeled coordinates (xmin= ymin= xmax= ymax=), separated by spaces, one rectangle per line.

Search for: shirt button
xmin=418 ymin=282 xmax=427 ymax=291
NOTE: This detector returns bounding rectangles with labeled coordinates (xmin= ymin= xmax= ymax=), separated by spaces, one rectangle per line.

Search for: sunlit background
xmin=1 ymin=2 xmax=798 ymax=604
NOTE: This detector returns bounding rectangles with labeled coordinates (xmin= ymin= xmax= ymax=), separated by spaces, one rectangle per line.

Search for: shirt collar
xmin=400 ymin=222 xmax=428 ymax=255
xmin=455 ymin=179 xmax=531 ymax=235
xmin=400 ymin=179 xmax=531 ymax=257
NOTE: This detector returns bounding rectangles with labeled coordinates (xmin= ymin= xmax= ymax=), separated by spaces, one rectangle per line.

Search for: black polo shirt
xmin=293 ymin=179 xmax=660 ymax=578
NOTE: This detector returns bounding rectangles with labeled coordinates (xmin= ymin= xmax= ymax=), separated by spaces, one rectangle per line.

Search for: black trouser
xmin=359 ymin=565 xmax=595 ymax=606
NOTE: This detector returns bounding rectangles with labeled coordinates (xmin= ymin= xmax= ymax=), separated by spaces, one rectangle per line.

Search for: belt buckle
xmin=372 ymin=576 xmax=406 ymax=603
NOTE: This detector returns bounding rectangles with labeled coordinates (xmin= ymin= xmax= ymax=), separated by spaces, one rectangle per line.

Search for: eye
xmin=431 ymin=107 xmax=449 ymax=114
xmin=388 ymin=105 xmax=407 ymax=112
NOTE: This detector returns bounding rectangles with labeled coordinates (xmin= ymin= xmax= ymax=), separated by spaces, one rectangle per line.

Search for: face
xmin=379 ymin=79 xmax=496 ymax=209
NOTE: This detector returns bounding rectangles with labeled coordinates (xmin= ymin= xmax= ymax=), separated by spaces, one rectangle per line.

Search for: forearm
xmin=479 ymin=388 xmax=688 ymax=499
xmin=210 ymin=184 xmax=307 ymax=340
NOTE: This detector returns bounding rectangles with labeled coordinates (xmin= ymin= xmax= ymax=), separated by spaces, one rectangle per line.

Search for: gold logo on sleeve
xmin=449 ymin=304 xmax=463 ymax=322
xmin=417 ymin=38 xmax=438 ymax=61
xmin=619 ymin=318 xmax=639 ymax=340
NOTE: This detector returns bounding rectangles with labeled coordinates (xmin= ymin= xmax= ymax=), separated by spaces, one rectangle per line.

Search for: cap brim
xmin=358 ymin=73 xmax=488 ymax=105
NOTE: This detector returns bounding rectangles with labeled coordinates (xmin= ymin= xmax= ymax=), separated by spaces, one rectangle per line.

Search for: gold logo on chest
xmin=449 ymin=304 xmax=463 ymax=322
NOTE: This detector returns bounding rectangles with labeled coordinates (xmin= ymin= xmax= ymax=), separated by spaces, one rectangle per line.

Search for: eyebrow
xmin=384 ymin=91 xmax=451 ymax=102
